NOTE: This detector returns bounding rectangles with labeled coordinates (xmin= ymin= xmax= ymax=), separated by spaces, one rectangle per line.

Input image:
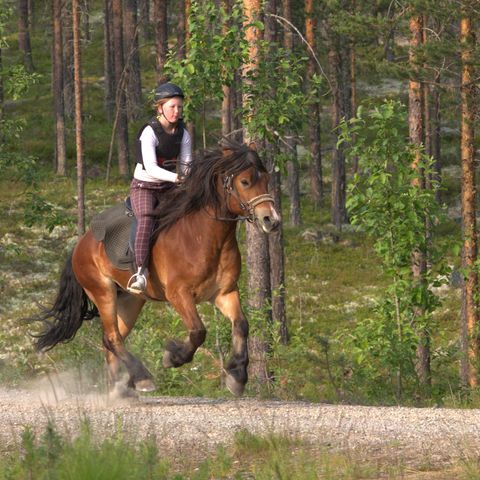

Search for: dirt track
xmin=1 ymin=380 xmax=480 ymax=468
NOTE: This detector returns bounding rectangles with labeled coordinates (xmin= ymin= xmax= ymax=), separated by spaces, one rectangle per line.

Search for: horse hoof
xmin=109 ymin=382 xmax=138 ymax=400
xmin=226 ymin=374 xmax=245 ymax=397
xmin=163 ymin=350 xmax=175 ymax=368
xmin=135 ymin=379 xmax=156 ymax=392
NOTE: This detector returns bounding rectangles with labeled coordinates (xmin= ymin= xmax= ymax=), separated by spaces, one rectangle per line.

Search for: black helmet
xmin=154 ymin=82 xmax=184 ymax=101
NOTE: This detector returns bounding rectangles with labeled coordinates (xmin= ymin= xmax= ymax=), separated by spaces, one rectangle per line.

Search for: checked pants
xmin=130 ymin=178 xmax=169 ymax=268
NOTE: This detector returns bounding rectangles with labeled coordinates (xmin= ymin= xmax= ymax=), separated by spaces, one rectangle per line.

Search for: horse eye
xmin=240 ymin=179 xmax=250 ymax=187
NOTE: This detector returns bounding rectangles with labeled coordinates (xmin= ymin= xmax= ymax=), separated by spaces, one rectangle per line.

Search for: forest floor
xmin=0 ymin=375 xmax=478 ymax=478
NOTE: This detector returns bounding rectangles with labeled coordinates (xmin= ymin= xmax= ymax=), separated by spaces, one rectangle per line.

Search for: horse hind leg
xmin=107 ymin=291 xmax=151 ymax=395
xmin=86 ymin=283 xmax=154 ymax=393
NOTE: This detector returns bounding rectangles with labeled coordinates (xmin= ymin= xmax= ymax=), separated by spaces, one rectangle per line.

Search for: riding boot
xmin=127 ymin=266 xmax=148 ymax=294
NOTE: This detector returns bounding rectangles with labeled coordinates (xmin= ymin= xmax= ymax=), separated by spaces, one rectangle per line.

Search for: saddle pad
xmin=90 ymin=202 xmax=135 ymax=271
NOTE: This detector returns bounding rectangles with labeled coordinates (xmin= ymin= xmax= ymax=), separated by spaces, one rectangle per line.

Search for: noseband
xmin=223 ymin=174 xmax=275 ymax=223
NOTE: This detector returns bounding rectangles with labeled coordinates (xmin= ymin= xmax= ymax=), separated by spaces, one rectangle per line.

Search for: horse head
xmin=222 ymin=146 xmax=280 ymax=234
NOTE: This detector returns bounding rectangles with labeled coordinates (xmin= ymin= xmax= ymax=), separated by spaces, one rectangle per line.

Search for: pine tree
xmin=72 ymin=0 xmax=85 ymax=234
xmin=52 ymin=0 xmax=67 ymax=175
xmin=459 ymin=3 xmax=478 ymax=388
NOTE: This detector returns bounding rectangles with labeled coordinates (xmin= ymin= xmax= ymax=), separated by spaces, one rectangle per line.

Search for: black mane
xmin=152 ymin=141 xmax=267 ymax=235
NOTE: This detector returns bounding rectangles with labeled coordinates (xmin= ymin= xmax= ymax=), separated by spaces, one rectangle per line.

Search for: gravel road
xmin=1 ymin=379 xmax=480 ymax=468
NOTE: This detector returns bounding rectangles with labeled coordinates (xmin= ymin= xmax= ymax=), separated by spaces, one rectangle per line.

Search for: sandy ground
xmin=0 ymin=374 xmax=480 ymax=470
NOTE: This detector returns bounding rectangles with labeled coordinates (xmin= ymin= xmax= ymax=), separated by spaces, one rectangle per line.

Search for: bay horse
xmin=34 ymin=143 xmax=280 ymax=396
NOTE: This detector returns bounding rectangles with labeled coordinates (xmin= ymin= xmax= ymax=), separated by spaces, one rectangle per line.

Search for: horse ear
xmin=248 ymin=142 xmax=257 ymax=151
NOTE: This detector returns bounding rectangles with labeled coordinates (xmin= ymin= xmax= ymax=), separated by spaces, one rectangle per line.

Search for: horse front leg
xmin=163 ymin=288 xmax=207 ymax=368
xmin=215 ymin=290 xmax=249 ymax=396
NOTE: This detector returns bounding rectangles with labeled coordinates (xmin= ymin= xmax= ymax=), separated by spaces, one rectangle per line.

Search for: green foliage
xmin=22 ymin=193 xmax=74 ymax=232
xmin=165 ymin=0 xmax=246 ymax=144
xmin=165 ymin=0 xmax=310 ymax=162
xmin=3 ymin=64 xmax=41 ymax=101
xmin=3 ymin=422 xmax=449 ymax=479
xmin=242 ymin=40 xmax=308 ymax=147
xmin=337 ymin=100 xmax=450 ymax=399
xmin=0 ymin=0 xmax=61 ymax=233
xmin=0 ymin=422 xmax=170 ymax=480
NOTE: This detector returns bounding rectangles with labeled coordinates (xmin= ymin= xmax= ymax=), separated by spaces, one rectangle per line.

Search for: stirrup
xmin=127 ymin=272 xmax=147 ymax=294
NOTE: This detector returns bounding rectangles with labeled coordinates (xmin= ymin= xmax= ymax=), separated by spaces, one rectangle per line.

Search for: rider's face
xmin=159 ymin=97 xmax=183 ymax=123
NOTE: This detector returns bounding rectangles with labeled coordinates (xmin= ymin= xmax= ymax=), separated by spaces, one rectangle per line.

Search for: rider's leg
xmin=128 ymin=184 xmax=157 ymax=293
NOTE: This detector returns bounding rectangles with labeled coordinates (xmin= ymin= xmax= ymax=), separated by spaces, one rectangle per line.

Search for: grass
xmin=0 ymin=422 xmax=470 ymax=479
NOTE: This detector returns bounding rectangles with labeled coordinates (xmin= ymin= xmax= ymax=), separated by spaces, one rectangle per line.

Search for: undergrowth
xmin=0 ymin=422 xmax=466 ymax=479
xmin=0 ymin=168 xmax=465 ymax=407
xmin=0 ymin=0 xmax=468 ymax=407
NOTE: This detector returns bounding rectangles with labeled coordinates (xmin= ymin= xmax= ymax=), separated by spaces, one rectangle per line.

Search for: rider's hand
xmin=176 ymin=174 xmax=186 ymax=186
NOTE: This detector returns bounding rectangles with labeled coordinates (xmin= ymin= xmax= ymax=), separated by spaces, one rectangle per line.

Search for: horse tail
xmin=34 ymin=252 xmax=98 ymax=351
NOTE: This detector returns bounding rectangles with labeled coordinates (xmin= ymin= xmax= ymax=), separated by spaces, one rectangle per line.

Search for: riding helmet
xmin=154 ymin=82 xmax=184 ymax=101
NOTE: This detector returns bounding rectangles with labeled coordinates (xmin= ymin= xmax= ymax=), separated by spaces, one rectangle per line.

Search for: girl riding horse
xmin=35 ymin=142 xmax=280 ymax=397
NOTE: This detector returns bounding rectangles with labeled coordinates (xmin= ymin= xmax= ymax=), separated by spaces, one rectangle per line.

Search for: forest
xmin=1 ymin=0 xmax=480 ymax=410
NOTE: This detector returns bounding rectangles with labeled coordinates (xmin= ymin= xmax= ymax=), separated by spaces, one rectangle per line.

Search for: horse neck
xmin=201 ymin=206 xmax=238 ymax=240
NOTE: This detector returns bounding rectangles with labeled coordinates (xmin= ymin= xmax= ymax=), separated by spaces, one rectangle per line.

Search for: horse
xmin=34 ymin=142 xmax=280 ymax=397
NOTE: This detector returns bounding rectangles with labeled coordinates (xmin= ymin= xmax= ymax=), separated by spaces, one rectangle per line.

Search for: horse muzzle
xmin=254 ymin=204 xmax=281 ymax=234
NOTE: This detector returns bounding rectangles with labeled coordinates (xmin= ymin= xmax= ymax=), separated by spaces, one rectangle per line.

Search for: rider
xmin=127 ymin=82 xmax=192 ymax=294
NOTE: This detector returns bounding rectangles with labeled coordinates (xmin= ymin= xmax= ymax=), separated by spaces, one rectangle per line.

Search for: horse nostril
xmin=261 ymin=214 xmax=280 ymax=232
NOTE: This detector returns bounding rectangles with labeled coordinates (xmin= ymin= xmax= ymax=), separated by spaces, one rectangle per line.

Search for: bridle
xmin=222 ymin=173 xmax=275 ymax=223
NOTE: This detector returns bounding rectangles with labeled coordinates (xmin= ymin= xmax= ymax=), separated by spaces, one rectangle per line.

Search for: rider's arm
xmin=139 ymin=126 xmax=178 ymax=183
xmin=178 ymin=130 xmax=192 ymax=176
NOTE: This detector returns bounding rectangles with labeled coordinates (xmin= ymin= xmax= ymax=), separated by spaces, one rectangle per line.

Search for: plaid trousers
xmin=130 ymin=179 xmax=170 ymax=268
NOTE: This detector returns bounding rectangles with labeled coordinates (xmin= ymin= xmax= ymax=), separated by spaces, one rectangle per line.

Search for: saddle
xmin=90 ymin=199 xmax=137 ymax=271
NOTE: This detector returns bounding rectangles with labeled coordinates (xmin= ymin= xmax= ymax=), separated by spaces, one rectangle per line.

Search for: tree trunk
xmin=138 ymin=0 xmax=150 ymax=42
xmin=62 ymin=4 xmax=75 ymax=119
xmin=221 ymin=0 xmax=232 ymax=137
xmin=112 ymin=0 xmax=129 ymax=176
xmin=53 ymin=0 xmax=67 ymax=176
xmin=83 ymin=0 xmax=90 ymax=41
xmin=154 ymin=0 xmax=168 ymax=84
xmin=243 ymin=0 xmax=272 ymax=386
xmin=422 ymin=15 xmax=432 ymax=160
xmin=328 ymin=45 xmax=348 ymax=228
xmin=184 ymin=0 xmax=196 ymax=152
xmin=177 ymin=0 xmax=186 ymax=60
xmin=18 ymin=0 xmax=34 ymax=72
xmin=233 ymin=69 xmax=243 ymax=142
xmin=282 ymin=0 xmax=301 ymax=227
xmin=350 ymin=40 xmax=358 ymax=175
xmin=305 ymin=0 xmax=322 ymax=206
xmin=221 ymin=84 xmax=232 ymax=137
xmin=72 ymin=0 xmax=85 ymax=235
xmin=104 ymin=0 xmax=115 ymax=120
xmin=124 ymin=0 xmax=142 ymax=120
xmin=269 ymin=163 xmax=288 ymax=344
xmin=264 ymin=0 xmax=287 ymax=343
xmin=27 ymin=0 xmax=34 ymax=32
xmin=409 ymin=14 xmax=430 ymax=388
xmin=460 ymin=9 xmax=478 ymax=388
xmin=0 ymin=48 xmax=4 ymax=132
xmin=431 ymin=72 xmax=442 ymax=201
